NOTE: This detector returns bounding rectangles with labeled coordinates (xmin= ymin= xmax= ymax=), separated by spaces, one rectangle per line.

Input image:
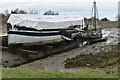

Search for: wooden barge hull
xmin=8 ymin=30 xmax=79 ymax=45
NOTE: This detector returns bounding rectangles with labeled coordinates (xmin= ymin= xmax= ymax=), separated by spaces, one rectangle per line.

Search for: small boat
xmin=85 ymin=0 xmax=103 ymax=40
xmin=7 ymin=14 xmax=83 ymax=45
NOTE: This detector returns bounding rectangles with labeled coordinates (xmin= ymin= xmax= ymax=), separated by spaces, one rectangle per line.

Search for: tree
xmin=55 ymin=12 xmax=59 ymax=15
xmin=101 ymin=18 xmax=109 ymax=21
xmin=11 ymin=8 xmax=19 ymax=14
xmin=11 ymin=8 xmax=27 ymax=14
xmin=3 ymin=10 xmax=9 ymax=16
xmin=43 ymin=10 xmax=59 ymax=15
xmin=29 ymin=9 xmax=39 ymax=14
xmin=18 ymin=10 xmax=27 ymax=14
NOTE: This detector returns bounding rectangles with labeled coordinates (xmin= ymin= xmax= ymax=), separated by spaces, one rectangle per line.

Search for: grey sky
xmin=0 ymin=0 xmax=119 ymax=20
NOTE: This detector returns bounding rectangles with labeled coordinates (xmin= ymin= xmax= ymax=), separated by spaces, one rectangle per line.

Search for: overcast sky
xmin=0 ymin=0 xmax=119 ymax=20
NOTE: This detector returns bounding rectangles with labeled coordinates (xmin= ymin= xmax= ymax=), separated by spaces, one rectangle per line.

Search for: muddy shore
xmin=15 ymin=28 xmax=119 ymax=71
xmin=0 ymin=15 xmax=119 ymax=72
xmin=1 ymin=24 xmax=119 ymax=72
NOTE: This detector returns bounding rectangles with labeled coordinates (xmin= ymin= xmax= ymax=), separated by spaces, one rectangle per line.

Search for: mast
xmin=94 ymin=0 xmax=97 ymax=31
xmin=82 ymin=19 xmax=83 ymax=29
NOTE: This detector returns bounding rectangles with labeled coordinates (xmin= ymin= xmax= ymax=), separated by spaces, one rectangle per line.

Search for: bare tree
xmin=11 ymin=8 xmax=27 ymax=14
xmin=43 ymin=10 xmax=59 ymax=15
xmin=29 ymin=9 xmax=39 ymax=14
xmin=4 ymin=9 xmax=9 ymax=16
xmin=101 ymin=18 xmax=110 ymax=21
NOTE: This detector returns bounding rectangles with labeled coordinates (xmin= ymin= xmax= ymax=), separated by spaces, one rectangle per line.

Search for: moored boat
xmin=7 ymin=14 xmax=84 ymax=45
xmin=84 ymin=0 xmax=103 ymax=40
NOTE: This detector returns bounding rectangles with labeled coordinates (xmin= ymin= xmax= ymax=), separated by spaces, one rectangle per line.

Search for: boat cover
xmin=7 ymin=14 xmax=83 ymax=30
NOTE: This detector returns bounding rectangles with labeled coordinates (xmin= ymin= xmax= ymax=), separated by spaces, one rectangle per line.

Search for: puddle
xmin=101 ymin=29 xmax=111 ymax=39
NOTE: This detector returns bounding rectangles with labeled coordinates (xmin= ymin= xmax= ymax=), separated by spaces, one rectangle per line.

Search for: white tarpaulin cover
xmin=7 ymin=14 xmax=83 ymax=30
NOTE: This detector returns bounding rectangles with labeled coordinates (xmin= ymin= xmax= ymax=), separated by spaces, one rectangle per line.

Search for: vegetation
xmin=2 ymin=50 xmax=119 ymax=78
xmin=43 ymin=10 xmax=59 ymax=15
xmin=101 ymin=18 xmax=110 ymax=21
xmin=101 ymin=21 xmax=118 ymax=28
xmin=2 ymin=68 xmax=118 ymax=78
xmin=65 ymin=50 xmax=119 ymax=75
xmin=11 ymin=8 xmax=27 ymax=14
xmin=29 ymin=9 xmax=39 ymax=14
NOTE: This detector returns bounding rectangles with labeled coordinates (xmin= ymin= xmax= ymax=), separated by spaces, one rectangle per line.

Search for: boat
xmin=84 ymin=0 xmax=103 ymax=40
xmin=7 ymin=14 xmax=84 ymax=45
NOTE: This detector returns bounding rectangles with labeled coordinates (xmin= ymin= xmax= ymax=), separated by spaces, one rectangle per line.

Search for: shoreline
xmin=1 ymin=28 xmax=119 ymax=72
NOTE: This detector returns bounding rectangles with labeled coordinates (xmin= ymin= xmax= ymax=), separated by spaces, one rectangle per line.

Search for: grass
xmin=2 ymin=68 xmax=118 ymax=78
xmin=65 ymin=50 xmax=119 ymax=75
xmin=101 ymin=21 xmax=118 ymax=28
